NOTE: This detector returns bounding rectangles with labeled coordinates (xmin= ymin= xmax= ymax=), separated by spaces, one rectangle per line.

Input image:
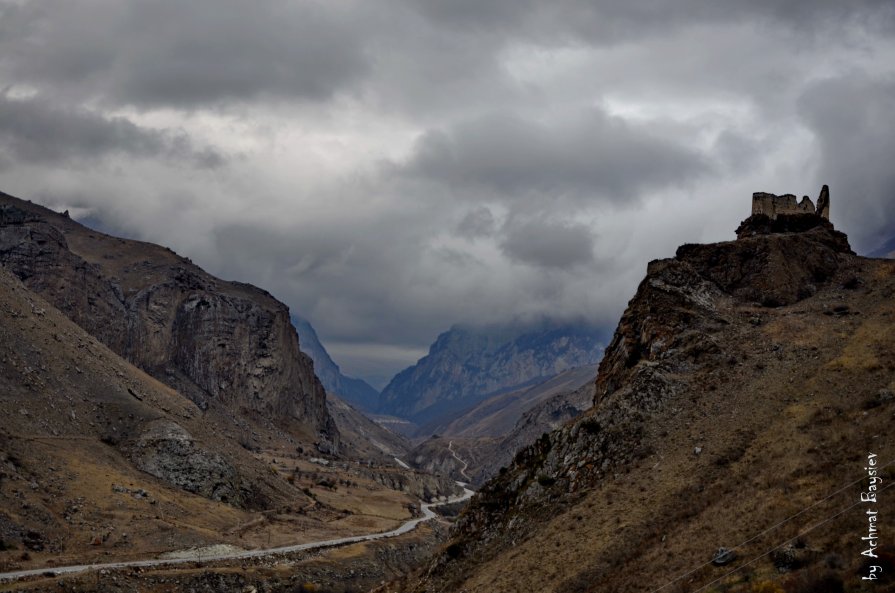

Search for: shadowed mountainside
xmin=0 ymin=191 xmax=337 ymax=452
xmin=408 ymin=212 xmax=895 ymax=593
xmin=378 ymin=321 xmax=605 ymax=428
xmin=408 ymin=366 xmax=597 ymax=485
xmin=327 ymin=393 xmax=411 ymax=463
xmin=293 ymin=315 xmax=380 ymax=412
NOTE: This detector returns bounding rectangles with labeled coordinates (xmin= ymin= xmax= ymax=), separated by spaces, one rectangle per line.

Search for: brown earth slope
xmin=0 ymin=191 xmax=337 ymax=452
xmin=409 ymin=214 xmax=895 ymax=593
xmin=0 ymin=266 xmax=455 ymax=578
xmin=408 ymin=368 xmax=596 ymax=486
xmin=0 ymin=266 xmax=302 ymax=568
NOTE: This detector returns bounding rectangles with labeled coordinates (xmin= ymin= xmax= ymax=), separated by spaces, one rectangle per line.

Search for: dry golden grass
xmin=430 ymin=256 xmax=895 ymax=593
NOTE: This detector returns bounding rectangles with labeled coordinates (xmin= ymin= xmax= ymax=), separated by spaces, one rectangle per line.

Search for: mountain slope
xmin=327 ymin=393 xmax=411 ymax=462
xmin=474 ymin=379 xmax=595 ymax=482
xmin=411 ymin=213 xmax=895 ymax=593
xmin=0 ymin=266 xmax=309 ymax=567
xmin=0 ymin=219 xmax=460 ymax=581
xmin=408 ymin=368 xmax=596 ymax=485
xmin=867 ymin=233 xmax=895 ymax=258
xmin=378 ymin=321 xmax=605 ymax=427
xmin=423 ymin=364 xmax=597 ymax=439
xmin=0 ymin=191 xmax=337 ymax=451
xmin=293 ymin=315 xmax=380 ymax=411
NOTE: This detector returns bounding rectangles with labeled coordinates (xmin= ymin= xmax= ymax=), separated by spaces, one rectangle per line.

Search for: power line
xmin=649 ymin=458 xmax=894 ymax=593
xmin=689 ymin=479 xmax=894 ymax=593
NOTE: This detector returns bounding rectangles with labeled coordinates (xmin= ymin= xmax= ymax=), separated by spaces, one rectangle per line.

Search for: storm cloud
xmin=399 ymin=111 xmax=710 ymax=203
xmin=1 ymin=0 xmax=893 ymax=383
xmin=501 ymin=219 xmax=595 ymax=270
xmin=797 ymin=74 xmax=895 ymax=253
xmin=0 ymin=0 xmax=370 ymax=108
xmin=0 ymin=94 xmax=223 ymax=167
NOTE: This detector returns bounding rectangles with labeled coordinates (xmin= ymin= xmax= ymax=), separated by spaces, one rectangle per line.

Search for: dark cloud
xmin=797 ymin=74 xmax=895 ymax=253
xmin=408 ymin=0 xmax=895 ymax=40
xmin=399 ymin=111 xmax=710 ymax=203
xmin=456 ymin=207 xmax=497 ymax=238
xmin=0 ymin=94 xmax=223 ymax=167
xmin=500 ymin=219 xmax=595 ymax=269
xmin=0 ymin=0 xmax=369 ymax=109
xmin=1 ymin=0 xmax=893 ymax=384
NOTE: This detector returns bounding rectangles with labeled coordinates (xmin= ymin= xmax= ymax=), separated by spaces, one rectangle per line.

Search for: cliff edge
xmin=0 ymin=191 xmax=338 ymax=452
xmin=411 ymin=210 xmax=894 ymax=593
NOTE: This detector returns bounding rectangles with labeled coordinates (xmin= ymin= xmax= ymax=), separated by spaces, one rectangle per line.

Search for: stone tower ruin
xmin=752 ymin=185 xmax=830 ymax=220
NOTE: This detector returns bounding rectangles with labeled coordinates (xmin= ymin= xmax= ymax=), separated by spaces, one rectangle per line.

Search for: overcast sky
xmin=1 ymin=1 xmax=894 ymax=387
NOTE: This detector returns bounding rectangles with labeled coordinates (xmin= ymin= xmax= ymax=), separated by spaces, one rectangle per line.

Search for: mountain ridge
xmin=378 ymin=320 xmax=605 ymax=428
xmin=409 ymin=211 xmax=895 ymax=592
xmin=0 ymin=190 xmax=338 ymax=451
xmin=293 ymin=315 xmax=381 ymax=411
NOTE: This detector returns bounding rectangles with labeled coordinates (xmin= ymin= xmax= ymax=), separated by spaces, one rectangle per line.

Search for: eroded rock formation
xmin=0 ymin=192 xmax=338 ymax=452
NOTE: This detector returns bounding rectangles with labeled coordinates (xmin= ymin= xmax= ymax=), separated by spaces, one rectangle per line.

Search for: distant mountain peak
xmin=378 ymin=319 xmax=606 ymax=426
xmin=293 ymin=315 xmax=380 ymax=412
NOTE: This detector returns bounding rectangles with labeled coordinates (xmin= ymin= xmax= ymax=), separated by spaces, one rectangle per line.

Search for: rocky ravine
xmin=410 ymin=212 xmax=895 ymax=593
xmin=0 ymin=191 xmax=337 ymax=451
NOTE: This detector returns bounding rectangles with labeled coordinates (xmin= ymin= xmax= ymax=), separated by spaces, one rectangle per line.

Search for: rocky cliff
xmin=410 ymin=212 xmax=895 ymax=592
xmin=0 ymin=265 xmax=307 ymax=560
xmin=0 ymin=191 xmax=337 ymax=451
xmin=472 ymin=379 xmax=595 ymax=483
xmin=378 ymin=321 xmax=604 ymax=427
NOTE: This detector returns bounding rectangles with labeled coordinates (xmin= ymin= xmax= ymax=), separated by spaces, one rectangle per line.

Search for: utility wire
xmin=689 ymin=479 xmax=893 ymax=593
xmin=649 ymin=458 xmax=893 ymax=593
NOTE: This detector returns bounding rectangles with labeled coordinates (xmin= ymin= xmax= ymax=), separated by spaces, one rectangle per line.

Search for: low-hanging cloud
xmin=500 ymin=219 xmax=595 ymax=269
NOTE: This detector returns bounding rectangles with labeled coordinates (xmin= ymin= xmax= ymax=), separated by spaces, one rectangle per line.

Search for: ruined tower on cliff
xmin=751 ymin=185 xmax=830 ymax=220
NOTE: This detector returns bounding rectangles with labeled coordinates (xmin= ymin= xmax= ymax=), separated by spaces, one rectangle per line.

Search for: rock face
xmin=129 ymin=419 xmax=244 ymax=503
xmin=0 ymin=191 xmax=338 ymax=451
xmin=0 ymin=263 xmax=302 ymax=556
xmin=474 ymin=380 xmax=595 ymax=482
xmin=411 ymin=210 xmax=890 ymax=593
xmin=378 ymin=321 xmax=605 ymax=426
xmin=293 ymin=315 xmax=380 ymax=411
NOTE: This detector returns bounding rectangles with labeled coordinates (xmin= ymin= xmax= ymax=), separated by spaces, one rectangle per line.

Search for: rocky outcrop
xmin=379 ymin=321 xmax=604 ymax=426
xmin=128 ymin=420 xmax=246 ymax=504
xmin=352 ymin=465 xmax=461 ymax=502
xmin=475 ymin=380 xmax=595 ymax=482
xmin=412 ymin=210 xmax=870 ymax=592
xmin=0 ymin=192 xmax=337 ymax=451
